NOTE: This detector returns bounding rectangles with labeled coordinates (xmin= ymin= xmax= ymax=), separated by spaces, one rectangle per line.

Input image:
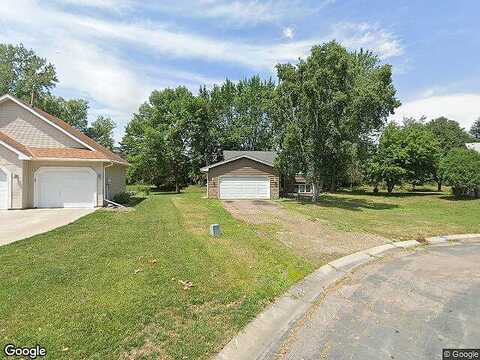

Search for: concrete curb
xmin=216 ymin=240 xmax=420 ymax=360
xmin=425 ymin=234 xmax=480 ymax=244
xmin=216 ymin=236 xmax=480 ymax=360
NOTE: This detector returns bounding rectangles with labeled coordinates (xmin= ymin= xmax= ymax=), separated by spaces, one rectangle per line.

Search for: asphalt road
xmin=273 ymin=243 xmax=480 ymax=360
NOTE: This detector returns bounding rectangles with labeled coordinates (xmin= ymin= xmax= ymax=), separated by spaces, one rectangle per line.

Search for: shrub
xmin=112 ymin=191 xmax=131 ymax=205
xmin=440 ymin=148 xmax=480 ymax=198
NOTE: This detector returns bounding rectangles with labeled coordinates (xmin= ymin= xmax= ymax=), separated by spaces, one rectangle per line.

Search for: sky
xmin=0 ymin=0 xmax=479 ymax=142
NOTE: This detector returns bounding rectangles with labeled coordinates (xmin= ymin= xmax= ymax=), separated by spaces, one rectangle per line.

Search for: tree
xmin=209 ymin=76 xmax=275 ymax=151
xmin=470 ymin=118 xmax=480 ymax=140
xmin=440 ymin=148 xmax=480 ymax=198
xmin=369 ymin=123 xmax=408 ymax=193
xmin=273 ymin=42 xmax=400 ymax=200
xmin=402 ymin=120 xmax=440 ymax=189
xmin=122 ymin=87 xmax=193 ymax=192
xmin=39 ymin=95 xmax=89 ymax=132
xmin=86 ymin=116 xmax=116 ymax=150
xmin=0 ymin=43 xmax=57 ymax=105
xmin=426 ymin=116 xmax=472 ymax=190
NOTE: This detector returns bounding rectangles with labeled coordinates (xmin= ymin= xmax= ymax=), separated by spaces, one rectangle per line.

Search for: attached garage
xmin=219 ymin=176 xmax=270 ymax=200
xmin=34 ymin=167 xmax=97 ymax=208
xmin=201 ymin=151 xmax=279 ymax=200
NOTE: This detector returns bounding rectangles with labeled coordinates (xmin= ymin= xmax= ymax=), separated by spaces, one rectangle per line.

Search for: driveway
xmin=0 ymin=208 xmax=95 ymax=246
xmin=223 ymin=200 xmax=389 ymax=265
xmin=273 ymin=243 xmax=480 ymax=360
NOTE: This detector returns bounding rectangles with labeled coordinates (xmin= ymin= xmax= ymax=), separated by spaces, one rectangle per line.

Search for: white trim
xmin=0 ymin=140 xmax=31 ymax=160
xmin=200 ymin=155 xmax=274 ymax=172
xmin=0 ymin=166 xmax=12 ymax=209
xmin=34 ymin=166 xmax=97 ymax=208
xmin=218 ymin=175 xmax=271 ymax=200
xmin=0 ymin=95 xmax=96 ymax=151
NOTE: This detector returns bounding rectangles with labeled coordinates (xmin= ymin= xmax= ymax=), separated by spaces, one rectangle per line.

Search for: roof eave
xmin=200 ymin=154 xmax=274 ymax=172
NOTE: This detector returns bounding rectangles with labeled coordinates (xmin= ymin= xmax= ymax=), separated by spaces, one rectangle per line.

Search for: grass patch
xmin=0 ymin=187 xmax=312 ymax=359
xmin=280 ymin=189 xmax=480 ymax=240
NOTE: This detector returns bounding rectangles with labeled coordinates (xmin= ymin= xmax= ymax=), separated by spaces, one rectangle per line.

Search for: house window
xmin=296 ymin=184 xmax=312 ymax=193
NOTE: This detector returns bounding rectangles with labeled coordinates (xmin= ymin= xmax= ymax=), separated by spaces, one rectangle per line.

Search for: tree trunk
xmin=312 ymin=179 xmax=323 ymax=202
xmin=387 ymin=182 xmax=394 ymax=194
xmin=373 ymin=183 xmax=379 ymax=193
xmin=437 ymin=181 xmax=442 ymax=192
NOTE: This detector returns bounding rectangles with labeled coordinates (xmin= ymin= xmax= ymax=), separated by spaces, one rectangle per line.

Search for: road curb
xmin=216 ymin=236 xmax=480 ymax=360
xmin=425 ymin=234 xmax=480 ymax=244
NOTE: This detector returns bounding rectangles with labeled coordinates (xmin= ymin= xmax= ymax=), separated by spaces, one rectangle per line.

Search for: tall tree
xmin=0 ymin=43 xmax=57 ymax=105
xmin=470 ymin=117 xmax=480 ymax=140
xmin=209 ymin=76 xmax=275 ymax=151
xmin=274 ymin=42 xmax=400 ymax=199
xmin=39 ymin=95 xmax=89 ymax=132
xmin=122 ymin=87 xmax=193 ymax=192
xmin=402 ymin=120 xmax=440 ymax=189
xmin=86 ymin=115 xmax=116 ymax=150
xmin=426 ymin=116 xmax=472 ymax=190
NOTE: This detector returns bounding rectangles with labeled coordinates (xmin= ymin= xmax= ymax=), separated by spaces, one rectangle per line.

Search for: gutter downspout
xmin=103 ymin=161 xmax=114 ymax=206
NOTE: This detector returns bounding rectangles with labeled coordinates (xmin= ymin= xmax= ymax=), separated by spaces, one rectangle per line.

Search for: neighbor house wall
xmin=0 ymin=99 xmax=84 ymax=149
xmin=0 ymin=146 xmax=24 ymax=209
xmin=105 ymin=163 xmax=127 ymax=200
xmin=24 ymin=161 xmax=104 ymax=208
xmin=207 ymin=158 xmax=279 ymax=199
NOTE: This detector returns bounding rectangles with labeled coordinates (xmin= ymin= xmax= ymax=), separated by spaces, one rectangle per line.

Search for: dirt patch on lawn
xmin=223 ymin=200 xmax=390 ymax=266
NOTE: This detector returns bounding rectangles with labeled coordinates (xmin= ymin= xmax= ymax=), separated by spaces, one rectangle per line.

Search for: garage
xmin=219 ymin=176 xmax=270 ymax=200
xmin=34 ymin=167 xmax=97 ymax=208
xmin=0 ymin=167 xmax=10 ymax=209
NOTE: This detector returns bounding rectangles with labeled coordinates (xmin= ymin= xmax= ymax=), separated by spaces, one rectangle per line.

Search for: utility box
xmin=210 ymin=224 xmax=221 ymax=237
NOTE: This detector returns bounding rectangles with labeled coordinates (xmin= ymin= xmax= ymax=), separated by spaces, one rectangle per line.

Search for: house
xmin=200 ymin=150 xmax=311 ymax=199
xmin=0 ymin=94 xmax=128 ymax=209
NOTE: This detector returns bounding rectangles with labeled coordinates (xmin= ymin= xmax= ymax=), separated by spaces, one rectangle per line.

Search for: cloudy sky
xmin=0 ymin=0 xmax=478 ymax=141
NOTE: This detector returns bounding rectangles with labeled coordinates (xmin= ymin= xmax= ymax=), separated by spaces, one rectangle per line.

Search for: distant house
xmin=200 ymin=150 xmax=310 ymax=200
xmin=0 ymin=94 xmax=128 ymax=209
xmin=466 ymin=143 xmax=480 ymax=152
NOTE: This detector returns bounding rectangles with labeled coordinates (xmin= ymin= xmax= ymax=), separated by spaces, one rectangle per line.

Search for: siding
xmin=0 ymin=146 xmax=24 ymax=209
xmin=24 ymin=161 xmax=105 ymax=208
xmin=0 ymin=99 xmax=85 ymax=149
xmin=207 ymin=158 xmax=279 ymax=199
xmin=105 ymin=164 xmax=127 ymax=200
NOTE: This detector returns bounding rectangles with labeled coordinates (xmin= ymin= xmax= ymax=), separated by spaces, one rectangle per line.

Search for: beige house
xmin=0 ymin=94 xmax=128 ymax=209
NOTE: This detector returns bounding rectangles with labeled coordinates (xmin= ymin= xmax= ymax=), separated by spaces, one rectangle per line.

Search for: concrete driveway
xmin=273 ymin=244 xmax=480 ymax=360
xmin=0 ymin=208 xmax=95 ymax=246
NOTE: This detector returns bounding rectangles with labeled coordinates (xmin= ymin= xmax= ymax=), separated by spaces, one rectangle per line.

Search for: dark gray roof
xmin=223 ymin=150 xmax=277 ymax=166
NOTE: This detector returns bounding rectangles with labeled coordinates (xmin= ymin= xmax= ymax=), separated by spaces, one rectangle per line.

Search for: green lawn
xmin=0 ymin=187 xmax=312 ymax=360
xmin=280 ymin=189 xmax=480 ymax=240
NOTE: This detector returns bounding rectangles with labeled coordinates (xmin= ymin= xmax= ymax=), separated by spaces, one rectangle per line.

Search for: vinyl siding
xmin=0 ymin=99 xmax=85 ymax=149
xmin=0 ymin=145 xmax=24 ymax=209
xmin=105 ymin=163 xmax=127 ymax=200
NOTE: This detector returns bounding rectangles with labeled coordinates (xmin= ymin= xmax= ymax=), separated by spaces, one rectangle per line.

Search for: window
xmin=296 ymin=184 xmax=312 ymax=193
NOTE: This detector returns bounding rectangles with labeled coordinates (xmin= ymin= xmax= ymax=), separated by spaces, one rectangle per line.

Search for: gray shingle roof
xmin=223 ymin=150 xmax=277 ymax=166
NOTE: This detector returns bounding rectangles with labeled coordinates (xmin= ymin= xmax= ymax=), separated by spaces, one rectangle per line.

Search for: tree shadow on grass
xmin=345 ymin=189 xmax=445 ymax=198
xmin=439 ymin=195 xmax=480 ymax=202
xmin=284 ymin=196 xmax=398 ymax=212
xmin=128 ymin=196 xmax=147 ymax=207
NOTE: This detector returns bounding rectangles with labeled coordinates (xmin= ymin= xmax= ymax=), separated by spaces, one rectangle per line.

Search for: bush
xmin=440 ymin=148 xmax=480 ymax=198
xmin=112 ymin=191 xmax=131 ymax=205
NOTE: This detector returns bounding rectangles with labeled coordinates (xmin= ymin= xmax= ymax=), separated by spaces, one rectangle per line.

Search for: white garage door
xmin=0 ymin=167 xmax=9 ymax=209
xmin=219 ymin=176 xmax=270 ymax=199
xmin=35 ymin=167 xmax=97 ymax=208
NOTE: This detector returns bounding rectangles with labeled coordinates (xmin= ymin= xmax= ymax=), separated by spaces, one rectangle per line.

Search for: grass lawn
xmin=0 ymin=187 xmax=312 ymax=360
xmin=280 ymin=188 xmax=480 ymax=240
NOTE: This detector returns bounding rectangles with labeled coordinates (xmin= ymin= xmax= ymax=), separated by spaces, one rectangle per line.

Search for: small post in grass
xmin=210 ymin=224 xmax=221 ymax=237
